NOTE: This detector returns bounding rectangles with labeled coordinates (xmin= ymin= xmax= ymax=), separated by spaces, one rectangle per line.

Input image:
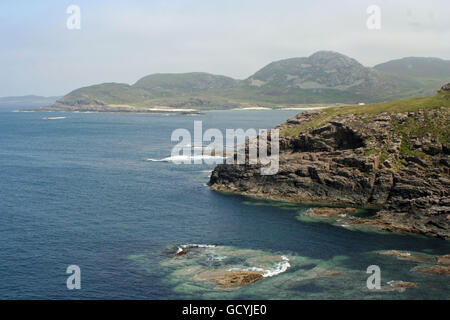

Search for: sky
xmin=0 ymin=0 xmax=449 ymax=97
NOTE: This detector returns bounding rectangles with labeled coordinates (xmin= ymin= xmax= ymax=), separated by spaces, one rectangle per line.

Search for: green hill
xmin=374 ymin=57 xmax=450 ymax=79
xmin=45 ymin=51 xmax=450 ymax=112
xmin=134 ymin=72 xmax=238 ymax=93
xmin=374 ymin=57 xmax=450 ymax=97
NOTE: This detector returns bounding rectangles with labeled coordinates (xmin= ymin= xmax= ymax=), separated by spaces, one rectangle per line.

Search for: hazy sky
xmin=0 ymin=0 xmax=449 ymax=97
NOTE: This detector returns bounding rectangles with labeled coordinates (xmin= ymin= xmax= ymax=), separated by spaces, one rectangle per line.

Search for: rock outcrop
xmin=209 ymin=87 xmax=450 ymax=239
xmin=387 ymin=281 xmax=419 ymax=289
xmin=440 ymin=83 xmax=450 ymax=92
xmin=194 ymin=270 xmax=264 ymax=287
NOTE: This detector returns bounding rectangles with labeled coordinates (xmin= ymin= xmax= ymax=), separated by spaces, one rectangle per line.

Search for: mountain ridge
xmin=41 ymin=51 xmax=450 ymax=112
xmin=0 ymin=95 xmax=60 ymax=111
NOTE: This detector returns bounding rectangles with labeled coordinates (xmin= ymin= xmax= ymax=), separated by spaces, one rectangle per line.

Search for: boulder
xmin=195 ymin=270 xmax=264 ymax=287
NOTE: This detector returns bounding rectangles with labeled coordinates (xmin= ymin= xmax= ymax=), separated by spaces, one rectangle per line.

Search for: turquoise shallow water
xmin=0 ymin=110 xmax=448 ymax=299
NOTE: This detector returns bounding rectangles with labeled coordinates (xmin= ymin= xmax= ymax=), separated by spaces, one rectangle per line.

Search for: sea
xmin=0 ymin=109 xmax=448 ymax=299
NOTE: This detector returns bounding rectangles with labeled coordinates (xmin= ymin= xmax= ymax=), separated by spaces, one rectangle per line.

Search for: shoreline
xmin=16 ymin=109 xmax=205 ymax=115
xmin=23 ymin=105 xmax=331 ymax=114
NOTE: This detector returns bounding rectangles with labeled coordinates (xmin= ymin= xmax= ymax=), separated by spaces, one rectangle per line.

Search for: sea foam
xmin=146 ymin=155 xmax=225 ymax=163
xmin=229 ymin=255 xmax=290 ymax=278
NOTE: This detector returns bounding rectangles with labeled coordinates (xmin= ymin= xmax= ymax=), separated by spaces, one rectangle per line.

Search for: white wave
xmin=146 ymin=155 xmax=225 ymax=163
xmin=263 ymin=256 xmax=291 ymax=277
xmin=43 ymin=116 xmax=66 ymax=120
xmin=180 ymin=244 xmax=216 ymax=249
xmin=146 ymin=158 xmax=166 ymax=162
xmin=176 ymin=243 xmax=217 ymax=255
xmin=228 ymin=255 xmax=290 ymax=278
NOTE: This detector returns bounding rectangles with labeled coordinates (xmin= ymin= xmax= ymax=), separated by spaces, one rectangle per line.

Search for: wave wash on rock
xmin=171 ymin=120 xmax=280 ymax=175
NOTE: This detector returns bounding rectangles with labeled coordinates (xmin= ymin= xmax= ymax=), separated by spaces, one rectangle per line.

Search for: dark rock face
xmin=209 ymin=110 xmax=450 ymax=239
xmin=440 ymin=83 xmax=450 ymax=92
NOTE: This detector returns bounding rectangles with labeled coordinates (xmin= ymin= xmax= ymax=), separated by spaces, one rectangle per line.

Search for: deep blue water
xmin=0 ymin=110 xmax=448 ymax=299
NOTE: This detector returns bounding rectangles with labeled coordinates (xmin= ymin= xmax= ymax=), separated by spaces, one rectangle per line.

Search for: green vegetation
xmin=364 ymin=147 xmax=389 ymax=163
xmin=282 ymin=89 xmax=450 ymax=137
xmin=52 ymin=52 xmax=450 ymax=111
xmin=134 ymin=72 xmax=238 ymax=92
xmin=374 ymin=57 xmax=450 ymax=80
xmin=399 ymin=139 xmax=428 ymax=158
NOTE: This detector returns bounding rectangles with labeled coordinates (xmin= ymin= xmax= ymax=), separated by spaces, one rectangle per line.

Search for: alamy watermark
xmin=366 ymin=5 xmax=381 ymax=30
xmin=366 ymin=265 xmax=381 ymax=290
xmin=66 ymin=5 xmax=81 ymax=30
xmin=66 ymin=265 xmax=81 ymax=290
xmin=170 ymin=121 xmax=279 ymax=175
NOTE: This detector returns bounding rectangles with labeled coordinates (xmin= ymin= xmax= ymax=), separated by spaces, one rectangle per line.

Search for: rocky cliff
xmin=209 ymin=85 xmax=450 ymax=239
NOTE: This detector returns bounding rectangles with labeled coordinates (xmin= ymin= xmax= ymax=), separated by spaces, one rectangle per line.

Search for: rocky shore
xmin=209 ymin=85 xmax=450 ymax=239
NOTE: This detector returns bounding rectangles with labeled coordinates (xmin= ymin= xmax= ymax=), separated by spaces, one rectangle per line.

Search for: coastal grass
xmin=282 ymin=90 xmax=450 ymax=137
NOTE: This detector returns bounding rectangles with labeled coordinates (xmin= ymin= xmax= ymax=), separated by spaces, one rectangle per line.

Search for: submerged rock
xmin=413 ymin=265 xmax=450 ymax=275
xmin=378 ymin=250 xmax=437 ymax=263
xmin=162 ymin=245 xmax=292 ymax=290
xmin=377 ymin=250 xmax=450 ymax=276
xmin=438 ymin=254 xmax=450 ymax=265
xmin=303 ymin=207 xmax=399 ymax=232
xmin=306 ymin=207 xmax=357 ymax=218
xmin=388 ymin=280 xmax=419 ymax=289
xmin=320 ymin=270 xmax=341 ymax=277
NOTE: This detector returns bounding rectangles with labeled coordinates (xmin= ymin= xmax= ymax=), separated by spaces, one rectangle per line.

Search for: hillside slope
xmin=375 ymin=57 xmax=450 ymax=97
xmin=245 ymin=51 xmax=393 ymax=95
xmin=48 ymin=73 xmax=241 ymax=111
xmin=375 ymin=57 xmax=450 ymax=79
xmin=44 ymin=52 xmax=450 ymax=111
